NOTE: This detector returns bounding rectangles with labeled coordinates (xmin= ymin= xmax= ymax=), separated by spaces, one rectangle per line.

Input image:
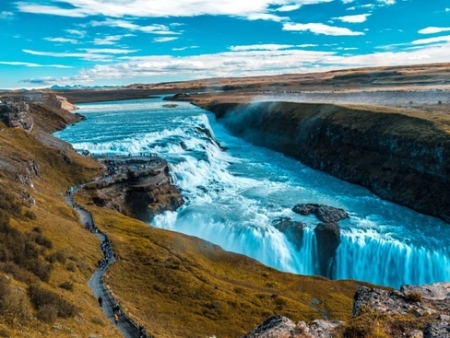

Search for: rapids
xmin=55 ymin=97 xmax=450 ymax=288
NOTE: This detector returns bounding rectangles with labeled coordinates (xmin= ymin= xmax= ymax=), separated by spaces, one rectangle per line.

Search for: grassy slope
xmin=0 ymin=117 xmax=124 ymax=337
xmin=74 ymin=190 xmax=367 ymax=338
xmin=0 ymin=100 xmax=372 ymax=338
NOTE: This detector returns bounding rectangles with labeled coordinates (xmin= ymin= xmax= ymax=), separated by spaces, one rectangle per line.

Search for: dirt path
xmin=66 ymin=188 xmax=145 ymax=338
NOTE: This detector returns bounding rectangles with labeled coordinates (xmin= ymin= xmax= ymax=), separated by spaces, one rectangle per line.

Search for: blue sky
xmin=0 ymin=0 xmax=449 ymax=88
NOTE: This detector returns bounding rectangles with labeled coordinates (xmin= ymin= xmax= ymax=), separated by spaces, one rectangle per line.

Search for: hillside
xmin=0 ymin=97 xmax=367 ymax=337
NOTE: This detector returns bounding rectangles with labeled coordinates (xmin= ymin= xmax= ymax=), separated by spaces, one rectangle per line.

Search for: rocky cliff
xmin=243 ymin=282 xmax=450 ymax=337
xmin=82 ymin=156 xmax=183 ymax=222
xmin=0 ymin=101 xmax=33 ymax=129
xmin=200 ymin=101 xmax=450 ymax=223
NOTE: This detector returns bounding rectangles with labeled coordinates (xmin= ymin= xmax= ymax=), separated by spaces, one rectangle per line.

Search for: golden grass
xmin=0 ymin=114 xmax=125 ymax=336
xmin=72 ymin=190 xmax=368 ymax=338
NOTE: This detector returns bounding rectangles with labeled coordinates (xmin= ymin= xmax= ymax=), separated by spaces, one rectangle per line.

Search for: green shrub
xmin=36 ymin=304 xmax=58 ymax=323
xmin=66 ymin=262 xmax=76 ymax=272
xmin=405 ymin=292 xmax=422 ymax=303
xmin=46 ymin=250 xmax=67 ymax=264
xmin=28 ymin=285 xmax=77 ymax=319
xmin=0 ymin=327 xmax=10 ymax=337
xmin=58 ymin=281 xmax=73 ymax=291
xmin=24 ymin=210 xmax=36 ymax=220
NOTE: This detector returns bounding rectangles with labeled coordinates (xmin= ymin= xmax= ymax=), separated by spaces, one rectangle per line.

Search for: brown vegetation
xmin=74 ymin=189 xmax=368 ymax=338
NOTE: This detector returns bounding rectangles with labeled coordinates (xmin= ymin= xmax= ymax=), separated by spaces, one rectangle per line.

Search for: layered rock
xmin=351 ymin=283 xmax=450 ymax=337
xmin=83 ymin=156 xmax=183 ymax=222
xmin=272 ymin=217 xmax=304 ymax=250
xmin=0 ymin=102 xmax=33 ymax=130
xmin=202 ymin=101 xmax=450 ymax=223
xmin=314 ymin=222 xmax=340 ymax=276
xmin=293 ymin=203 xmax=349 ymax=223
xmin=244 ymin=283 xmax=450 ymax=338
xmin=241 ymin=314 xmax=344 ymax=338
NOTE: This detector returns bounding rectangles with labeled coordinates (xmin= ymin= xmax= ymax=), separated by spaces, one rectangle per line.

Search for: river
xmin=55 ymin=97 xmax=450 ymax=288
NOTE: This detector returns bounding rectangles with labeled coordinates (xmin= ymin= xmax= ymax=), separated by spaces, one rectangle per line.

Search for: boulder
xmin=272 ymin=217 xmax=305 ymax=250
xmin=314 ymin=222 xmax=340 ymax=276
xmin=296 ymin=320 xmax=344 ymax=338
xmin=424 ymin=322 xmax=450 ymax=338
xmin=0 ymin=102 xmax=33 ymax=130
xmin=292 ymin=203 xmax=348 ymax=223
xmin=240 ymin=315 xmax=296 ymax=338
xmin=241 ymin=315 xmax=344 ymax=338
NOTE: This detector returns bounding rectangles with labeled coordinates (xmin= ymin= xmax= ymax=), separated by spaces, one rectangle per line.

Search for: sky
xmin=0 ymin=0 xmax=450 ymax=88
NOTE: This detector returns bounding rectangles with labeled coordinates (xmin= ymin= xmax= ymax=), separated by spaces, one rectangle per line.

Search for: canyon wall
xmin=201 ymin=101 xmax=450 ymax=223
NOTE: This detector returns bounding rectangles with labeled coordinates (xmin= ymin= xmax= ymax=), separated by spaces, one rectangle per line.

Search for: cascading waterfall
xmin=55 ymin=97 xmax=450 ymax=289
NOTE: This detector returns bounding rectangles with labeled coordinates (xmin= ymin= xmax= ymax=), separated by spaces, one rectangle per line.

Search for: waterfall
xmin=55 ymin=97 xmax=450 ymax=289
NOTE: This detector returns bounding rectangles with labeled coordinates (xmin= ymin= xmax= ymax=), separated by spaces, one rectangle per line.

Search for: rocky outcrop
xmin=351 ymin=283 xmax=450 ymax=337
xmin=203 ymin=101 xmax=450 ymax=223
xmin=245 ymin=282 xmax=450 ymax=338
xmin=241 ymin=314 xmax=342 ymax=338
xmin=272 ymin=217 xmax=304 ymax=250
xmin=314 ymin=222 xmax=340 ymax=276
xmin=84 ymin=156 xmax=183 ymax=222
xmin=293 ymin=203 xmax=349 ymax=223
xmin=240 ymin=315 xmax=297 ymax=338
xmin=0 ymin=102 xmax=33 ymax=130
xmin=290 ymin=203 xmax=346 ymax=277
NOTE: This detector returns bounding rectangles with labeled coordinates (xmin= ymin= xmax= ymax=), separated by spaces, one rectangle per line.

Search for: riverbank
xmin=182 ymin=96 xmax=450 ymax=224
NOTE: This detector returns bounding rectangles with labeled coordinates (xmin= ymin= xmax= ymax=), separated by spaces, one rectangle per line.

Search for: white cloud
xmin=172 ymin=46 xmax=199 ymax=51
xmin=66 ymin=29 xmax=86 ymax=37
xmin=275 ymin=4 xmax=301 ymax=12
xmin=44 ymin=37 xmax=78 ymax=44
xmin=80 ymin=48 xmax=139 ymax=54
xmin=0 ymin=11 xmax=15 ymax=20
xmin=283 ymin=22 xmax=364 ymax=36
xmin=230 ymin=44 xmax=296 ymax=51
xmin=412 ymin=35 xmax=450 ymax=45
xmin=93 ymin=35 xmax=126 ymax=45
xmin=16 ymin=3 xmax=87 ymax=17
xmin=0 ymin=61 xmax=72 ymax=68
xmin=446 ymin=8 xmax=449 ymax=12
xmin=335 ymin=13 xmax=370 ymax=23
xmin=22 ymin=48 xmax=138 ymax=62
xmin=419 ymin=27 xmax=450 ymax=35
xmin=247 ymin=13 xmax=287 ymax=22
xmin=90 ymin=19 xmax=179 ymax=35
xmin=16 ymin=0 xmax=336 ymax=21
xmin=341 ymin=0 xmax=354 ymax=3
xmin=377 ymin=0 xmax=395 ymax=5
xmin=153 ymin=37 xmax=178 ymax=43
xmin=23 ymin=39 xmax=450 ymax=86
xmin=297 ymin=44 xmax=318 ymax=47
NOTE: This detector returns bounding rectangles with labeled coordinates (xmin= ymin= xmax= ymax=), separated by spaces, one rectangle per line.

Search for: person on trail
xmin=98 ymin=297 xmax=102 ymax=307
xmin=114 ymin=313 xmax=119 ymax=325
xmin=116 ymin=301 xmax=121 ymax=315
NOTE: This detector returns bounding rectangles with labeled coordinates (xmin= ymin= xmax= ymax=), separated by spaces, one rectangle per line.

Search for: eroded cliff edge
xmin=198 ymin=100 xmax=450 ymax=223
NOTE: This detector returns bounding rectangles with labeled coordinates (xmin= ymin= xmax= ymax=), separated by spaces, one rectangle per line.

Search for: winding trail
xmin=66 ymin=188 xmax=145 ymax=338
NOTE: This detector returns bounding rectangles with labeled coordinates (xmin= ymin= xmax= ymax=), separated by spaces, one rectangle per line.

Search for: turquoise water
xmin=55 ymin=97 xmax=450 ymax=288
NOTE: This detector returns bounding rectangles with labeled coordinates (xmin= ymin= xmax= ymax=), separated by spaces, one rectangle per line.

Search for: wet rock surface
xmin=314 ymin=222 xmax=341 ymax=276
xmin=293 ymin=203 xmax=349 ymax=223
xmin=272 ymin=217 xmax=305 ymax=250
xmin=83 ymin=155 xmax=183 ymax=222
xmin=206 ymin=101 xmax=450 ymax=223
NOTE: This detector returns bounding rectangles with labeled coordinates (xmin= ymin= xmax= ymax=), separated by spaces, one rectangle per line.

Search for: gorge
xmin=55 ymin=96 xmax=450 ymax=290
